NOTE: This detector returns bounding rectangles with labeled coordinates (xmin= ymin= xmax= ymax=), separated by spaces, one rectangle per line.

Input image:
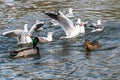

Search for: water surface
xmin=0 ymin=0 xmax=120 ymax=79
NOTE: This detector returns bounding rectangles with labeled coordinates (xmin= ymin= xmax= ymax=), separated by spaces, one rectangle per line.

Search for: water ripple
xmin=0 ymin=0 xmax=120 ymax=79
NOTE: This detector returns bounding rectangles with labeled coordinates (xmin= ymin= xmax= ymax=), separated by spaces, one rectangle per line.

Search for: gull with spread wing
xmin=44 ymin=10 xmax=85 ymax=39
xmin=2 ymin=20 xmax=44 ymax=44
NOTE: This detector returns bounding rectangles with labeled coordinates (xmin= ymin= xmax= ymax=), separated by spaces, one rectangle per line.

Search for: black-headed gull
xmin=2 ymin=20 xmax=44 ymax=44
xmin=44 ymin=10 xmax=85 ymax=39
xmin=65 ymin=8 xmax=74 ymax=18
xmin=76 ymin=18 xmax=88 ymax=27
xmin=90 ymin=20 xmax=104 ymax=32
xmin=75 ymin=18 xmax=85 ymax=34
xmin=36 ymin=32 xmax=53 ymax=43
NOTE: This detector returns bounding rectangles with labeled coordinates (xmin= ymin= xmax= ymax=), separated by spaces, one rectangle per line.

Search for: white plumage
xmin=45 ymin=10 xmax=85 ymax=39
xmin=37 ymin=32 xmax=53 ymax=43
xmin=2 ymin=20 xmax=44 ymax=44
xmin=65 ymin=8 xmax=74 ymax=18
xmin=90 ymin=20 xmax=104 ymax=32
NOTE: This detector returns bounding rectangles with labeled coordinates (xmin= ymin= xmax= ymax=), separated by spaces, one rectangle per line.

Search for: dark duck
xmin=84 ymin=39 xmax=100 ymax=51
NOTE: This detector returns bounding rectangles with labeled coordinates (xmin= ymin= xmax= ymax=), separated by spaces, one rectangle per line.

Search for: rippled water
xmin=0 ymin=0 xmax=120 ymax=79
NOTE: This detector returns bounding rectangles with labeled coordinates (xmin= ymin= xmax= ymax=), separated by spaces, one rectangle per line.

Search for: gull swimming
xmin=2 ymin=20 xmax=44 ymax=44
xmin=90 ymin=20 xmax=104 ymax=32
xmin=36 ymin=32 xmax=53 ymax=43
xmin=65 ymin=8 xmax=74 ymax=18
xmin=44 ymin=10 xmax=85 ymax=39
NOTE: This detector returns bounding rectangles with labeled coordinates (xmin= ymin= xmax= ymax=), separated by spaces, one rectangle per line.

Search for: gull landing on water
xmin=2 ymin=20 xmax=44 ymax=44
xmin=65 ymin=8 xmax=74 ymax=18
xmin=2 ymin=24 xmax=32 ymax=45
xmin=90 ymin=20 xmax=104 ymax=32
xmin=44 ymin=10 xmax=85 ymax=39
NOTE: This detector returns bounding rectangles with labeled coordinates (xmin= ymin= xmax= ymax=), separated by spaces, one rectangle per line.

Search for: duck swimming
xmin=84 ymin=39 xmax=100 ymax=51
xmin=10 ymin=37 xmax=39 ymax=58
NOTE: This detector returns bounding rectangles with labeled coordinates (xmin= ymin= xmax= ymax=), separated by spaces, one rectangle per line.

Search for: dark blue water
xmin=0 ymin=0 xmax=120 ymax=79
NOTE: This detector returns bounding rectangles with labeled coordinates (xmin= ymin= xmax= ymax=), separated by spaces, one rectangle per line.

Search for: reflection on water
xmin=0 ymin=0 xmax=120 ymax=79
xmin=2 ymin=0 xmax=14 ymax=6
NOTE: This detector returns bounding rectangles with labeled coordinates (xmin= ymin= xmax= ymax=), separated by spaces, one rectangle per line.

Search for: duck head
xmin=85 ymin=39 xmax=90 ymax=44
xmin=93 ymin=40 xmax=100 ymax=47
xmin=33 ymin=37 xmax=39 ymax=47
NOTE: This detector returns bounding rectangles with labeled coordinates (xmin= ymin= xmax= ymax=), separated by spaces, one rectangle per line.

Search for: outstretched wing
xmin=2 ymin=30 xmax=24 ymax=37
xmin=29 ymin=20 xmax=44 ymax=34
xmin=44 ymin=10 xmax=75 ymax=36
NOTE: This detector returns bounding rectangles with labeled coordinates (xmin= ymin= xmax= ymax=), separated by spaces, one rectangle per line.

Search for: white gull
xmin=36 ymin=32 xmax=53 ymax=43
xmin=90 ymin=20 xmax=104 ymax=32
xmin=75 ymin=18 xmax=85 ymax=34
xmin=44 ymin=10 xmax=85 ymax=39
xmin=2 ymin=20 xmax=44 ymax=44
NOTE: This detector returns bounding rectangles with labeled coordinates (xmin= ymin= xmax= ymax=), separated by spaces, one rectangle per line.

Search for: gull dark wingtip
xmin=44 ymin=12 xmax=59 ymax=21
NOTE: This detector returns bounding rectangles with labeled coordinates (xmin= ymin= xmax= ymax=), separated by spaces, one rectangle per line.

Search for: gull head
xmin=48 ymin=32 xmax=53 ymax=37
xmin=24 ymin=24 xmax=28 ymax=32
xmin=69 ymin=8 xmax=73 ymax=14
xmin=97 ymin=20 xmax=101 ymax=25
xmin=76 ymin=18 xmax=81 ymax=24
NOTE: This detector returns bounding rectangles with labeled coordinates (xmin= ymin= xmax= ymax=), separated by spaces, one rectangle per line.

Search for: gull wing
xmin=44 ymin=13 xmax=59 ymax=22
xmin=44 ymin=10 xmax=75 ymax=36
xmin=29 ymin=20 xmax=44 ymax=34
xmin=2 ymin=30 xmax=24 ymax=37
